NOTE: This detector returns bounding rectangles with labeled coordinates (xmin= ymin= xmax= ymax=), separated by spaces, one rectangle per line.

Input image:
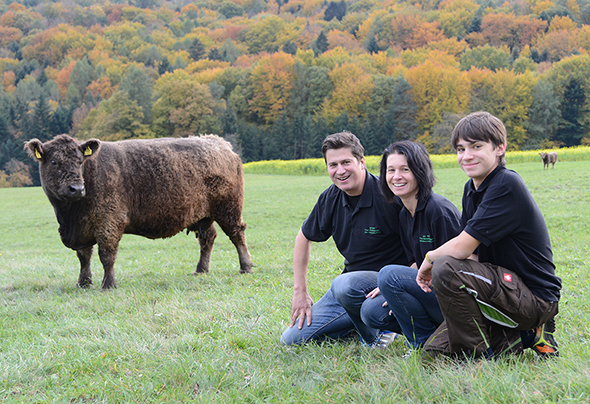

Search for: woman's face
xmin=386 ymin=153 xmax=419 ymax=201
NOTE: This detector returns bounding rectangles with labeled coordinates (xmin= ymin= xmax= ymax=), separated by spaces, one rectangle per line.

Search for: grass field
xmin=1 ymin=161 xmax=590 ymax=403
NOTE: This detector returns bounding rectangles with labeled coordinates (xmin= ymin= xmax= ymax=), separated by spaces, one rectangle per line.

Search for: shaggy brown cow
xmin=26 ymin=134 xmax=253 ymax=289
xmin=540 ymin=152 xmax=558 ymax=169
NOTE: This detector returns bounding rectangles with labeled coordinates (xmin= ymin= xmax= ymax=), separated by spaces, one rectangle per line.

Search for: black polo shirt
xmin=462 ymin=165 xmax=561 ymax=302
xmin=399 ymin=193 xmax=462 ymax=267
xmin=302 ymin=172 xmax=408 ymax=273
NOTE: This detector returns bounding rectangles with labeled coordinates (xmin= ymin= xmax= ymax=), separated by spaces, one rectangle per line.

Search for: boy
xmin=416 ymin=111 xmax=561 ymax=359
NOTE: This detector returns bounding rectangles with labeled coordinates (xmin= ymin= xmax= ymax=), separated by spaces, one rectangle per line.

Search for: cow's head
xmin=25 ymin=135 xmax=101 ymax=202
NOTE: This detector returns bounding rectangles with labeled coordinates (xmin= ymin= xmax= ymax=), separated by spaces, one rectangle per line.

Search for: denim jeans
xmin=331 ymin=271 xmax=402 ymax=344
xmin=280 ymin=288 xmax=357 ymax=345
xmin=378 ymin=265 xmax=444 ymax=348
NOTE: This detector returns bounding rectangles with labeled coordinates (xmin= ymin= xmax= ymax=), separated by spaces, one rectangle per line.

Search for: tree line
xmin=0 ymin=0 xmax=589 ymax=187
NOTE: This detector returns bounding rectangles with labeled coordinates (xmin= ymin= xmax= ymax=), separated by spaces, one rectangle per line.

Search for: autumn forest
xmin=1 ymin=0 xmax=590 ymax=187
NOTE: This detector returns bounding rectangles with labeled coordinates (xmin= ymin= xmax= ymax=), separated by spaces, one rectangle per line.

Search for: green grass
xmin=1 ymin=161 xmax=590 ymax=402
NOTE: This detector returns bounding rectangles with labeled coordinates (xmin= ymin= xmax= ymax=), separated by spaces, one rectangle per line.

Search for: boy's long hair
xmin=451 ymin=111 xmax=507 ymax=166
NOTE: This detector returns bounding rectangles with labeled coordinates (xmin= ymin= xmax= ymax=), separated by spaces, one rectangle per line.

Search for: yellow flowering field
xmin=243 ymin=146 xmax=590 ymax=175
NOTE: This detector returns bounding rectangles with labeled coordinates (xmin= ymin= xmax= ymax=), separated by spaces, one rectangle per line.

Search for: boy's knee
xmin=431 ymin=256 xmax=463 ymax=291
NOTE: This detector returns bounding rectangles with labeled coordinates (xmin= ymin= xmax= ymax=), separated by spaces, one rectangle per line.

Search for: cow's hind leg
xmin=215 ymin=213 xmax=253 ymax=274
xmin=194 ymin=218 xmax=217 ymax=274
xmin=76 ymin=246 xmax=93 ymax=288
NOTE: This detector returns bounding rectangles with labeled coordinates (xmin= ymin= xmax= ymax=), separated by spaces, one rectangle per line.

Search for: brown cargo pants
xmin=423 ymin=256 xmax=558 ymax=359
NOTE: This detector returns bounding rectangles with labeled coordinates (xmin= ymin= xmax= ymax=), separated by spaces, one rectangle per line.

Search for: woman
xmin=376 ymin=141 xmax=462 ymax=350
xmin=331 ymin=141 xmax=462 ymax=349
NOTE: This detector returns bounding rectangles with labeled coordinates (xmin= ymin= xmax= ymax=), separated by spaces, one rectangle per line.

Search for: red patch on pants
xmin=503 ymin=273 xmax=512 ymax=282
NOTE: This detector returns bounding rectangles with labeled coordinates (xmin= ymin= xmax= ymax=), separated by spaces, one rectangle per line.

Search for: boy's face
xmin=456 ymin=138 xmax=506 ymax=189
xmin=325 ymin=147 xmax=366 ymax=196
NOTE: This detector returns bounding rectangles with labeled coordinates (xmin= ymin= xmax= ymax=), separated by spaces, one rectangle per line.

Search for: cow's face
xmin=26 ymin=135 xmax=101 ymax=202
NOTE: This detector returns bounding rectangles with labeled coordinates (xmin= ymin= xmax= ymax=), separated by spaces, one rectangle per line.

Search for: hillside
xmin=0 ymin=0 xmax=589 ymax=186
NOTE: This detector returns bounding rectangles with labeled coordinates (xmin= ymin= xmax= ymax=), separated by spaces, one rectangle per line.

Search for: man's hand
xmin=290 ymin=290 xmax=314 ymax=329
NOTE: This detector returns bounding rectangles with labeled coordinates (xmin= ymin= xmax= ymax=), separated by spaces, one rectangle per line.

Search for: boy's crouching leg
xmin=422 ymin=257 xmax=465 ymax=359
xmin=423 ymin=320 xmax=452 ymax=360
xmin=429 ymin=256 xmax=493 ymax=358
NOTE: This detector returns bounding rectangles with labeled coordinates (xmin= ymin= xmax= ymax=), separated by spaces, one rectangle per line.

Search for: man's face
xmin=325 ymin=148 xmax=366 ymax=196
xmin=456 ymin=138 xmax=506 ymax=189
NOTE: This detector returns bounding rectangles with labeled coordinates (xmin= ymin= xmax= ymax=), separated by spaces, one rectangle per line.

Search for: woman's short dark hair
xmin=451 ymin=111 xmax=507 ymax=166
xmin=379 ymin=140 xmax=435 ymax=203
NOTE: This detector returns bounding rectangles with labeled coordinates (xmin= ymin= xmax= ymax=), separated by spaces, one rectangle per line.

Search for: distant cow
xmin=26 ymin=134 xmax=253 ymax=289
xmin=540 ymin=152 xmax=558 ymax=169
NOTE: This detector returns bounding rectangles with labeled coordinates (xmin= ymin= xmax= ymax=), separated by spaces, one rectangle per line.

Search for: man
xmin=280 ymin=131 xmax=408 ymax=346
xmin=416 ymin=111 xmax=561 ymax=359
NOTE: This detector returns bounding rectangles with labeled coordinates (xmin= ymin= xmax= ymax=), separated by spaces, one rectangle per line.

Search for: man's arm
xmin=416 ymin=230 xmax=481 ymax=293
xmin=290 ymin=229 xmax=315 ymax=329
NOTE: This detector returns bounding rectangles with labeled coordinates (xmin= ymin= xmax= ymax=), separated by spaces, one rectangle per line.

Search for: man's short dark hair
xmin=379 ymin=140 xmax=435 ymax=203
xmin=321 ymin=131 xmax=364 ymax=162
xmin=451 ymin=111 xmax=507 ymax=166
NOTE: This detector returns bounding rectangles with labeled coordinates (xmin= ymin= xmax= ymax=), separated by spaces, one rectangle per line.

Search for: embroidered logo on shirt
xmin=419 ymin=234 xmax=434 ymax=243
xmin=364 ymin=227 xmax=382 ymax=235
xmin=503 ymin=273 xmax=512 ymax=282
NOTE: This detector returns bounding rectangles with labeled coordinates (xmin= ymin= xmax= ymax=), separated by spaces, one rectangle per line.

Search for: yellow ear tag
xmin=35 ymin=149 xmax=42 ymax=159
xmin=84 ymin=146 xmax=92 ymax=156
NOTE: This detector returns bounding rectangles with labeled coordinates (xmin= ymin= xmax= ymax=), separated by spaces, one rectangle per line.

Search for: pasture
xmin=1 ymin=160 xmax=590 ymax=403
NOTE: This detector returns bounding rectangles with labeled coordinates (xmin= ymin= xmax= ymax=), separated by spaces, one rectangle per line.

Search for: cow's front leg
xmin=97 ymin=239 xmax=120 ymax=289
xmin=76 ymin=246 xmax=94 ymax=288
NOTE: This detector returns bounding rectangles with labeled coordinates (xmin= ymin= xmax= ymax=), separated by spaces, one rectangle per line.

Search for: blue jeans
xmin=280 ymin=288 xmax=358 ymax=345
xmin=331 ymin=271 xmax=402 ymax=344
xmin=378 ymin=265 xmax=444 ymax=348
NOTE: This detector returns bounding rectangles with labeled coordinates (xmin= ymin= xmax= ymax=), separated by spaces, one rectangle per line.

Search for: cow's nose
xmin=68 ymin=184 xmax=86 ymax=198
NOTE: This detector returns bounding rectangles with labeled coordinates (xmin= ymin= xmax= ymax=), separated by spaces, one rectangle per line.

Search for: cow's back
xmin=83 ymin=136 xmax=243 ymax=239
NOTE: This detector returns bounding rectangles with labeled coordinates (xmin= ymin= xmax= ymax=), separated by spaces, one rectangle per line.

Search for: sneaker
xmin=372 ymin=332 xmax=399 ymax=349
xmin=402 ymin=348 xmax=413 ymax=359
xmin=531 ymin=318 xmax=559 ymax=358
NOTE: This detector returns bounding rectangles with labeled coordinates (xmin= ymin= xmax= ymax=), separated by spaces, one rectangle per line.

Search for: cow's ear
xmin=80 ymin=139 xmax=101 ymax=159
xmin=25 ymin=139 xmax=44 ymax=161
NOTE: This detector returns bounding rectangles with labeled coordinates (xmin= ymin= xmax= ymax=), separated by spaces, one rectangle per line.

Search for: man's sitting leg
xmin=280 ymin=289 xmax=356 ymax=345
xmin=331 ymin=271 xmax=382 ymax=345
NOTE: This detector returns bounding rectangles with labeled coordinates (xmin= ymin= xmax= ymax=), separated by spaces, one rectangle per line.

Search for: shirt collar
xmin=342 ymin=171 xmax=374 ymax=208
xmin=466 ymin=165 xmax=504 ymax=196
xmin=415 ymin=192 xmax=432 ymax=213
xmin=400 ymin=192 xmax=432 ymax=215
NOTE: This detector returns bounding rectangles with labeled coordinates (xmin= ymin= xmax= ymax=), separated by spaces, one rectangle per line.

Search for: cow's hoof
xmin=78 ymin=279 xmax=93 ymax=288
xmin=100 ymin=281 xmax=117 ymax=290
